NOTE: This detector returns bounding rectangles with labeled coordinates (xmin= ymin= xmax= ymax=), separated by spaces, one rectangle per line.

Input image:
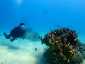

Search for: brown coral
xmin=42 ymin=27 xmax=83 ymax=64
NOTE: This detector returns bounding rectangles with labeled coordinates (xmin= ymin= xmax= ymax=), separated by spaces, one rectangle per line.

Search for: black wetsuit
xmin=4 ymin=26 xmax=26 ymax=41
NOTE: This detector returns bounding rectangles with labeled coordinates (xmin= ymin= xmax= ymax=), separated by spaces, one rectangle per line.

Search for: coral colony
xmin=41 ymin=27 xmax=83 ymax=64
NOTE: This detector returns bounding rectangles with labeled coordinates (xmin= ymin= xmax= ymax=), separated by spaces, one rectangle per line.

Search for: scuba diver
xmin=3 ymin=23 xmax=27 ymax=41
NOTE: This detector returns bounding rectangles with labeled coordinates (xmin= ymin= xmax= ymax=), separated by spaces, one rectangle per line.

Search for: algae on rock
xmin=42 ymin=27 xmax=83 ymax=64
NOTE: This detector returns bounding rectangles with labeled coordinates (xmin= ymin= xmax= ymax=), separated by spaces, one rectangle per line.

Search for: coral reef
xmin=42 ymin=27 xmax=83 ymax=64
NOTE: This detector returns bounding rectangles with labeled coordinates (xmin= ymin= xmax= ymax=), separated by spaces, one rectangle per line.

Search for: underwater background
xmin=0 ymin=0 xmax=85 ymax=64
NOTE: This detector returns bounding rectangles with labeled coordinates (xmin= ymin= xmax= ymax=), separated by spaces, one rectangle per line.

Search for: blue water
xmin=0 ymin=0 xmax=85 ymax=42
xmin=0 ymin=0 xmax=85 ymax=64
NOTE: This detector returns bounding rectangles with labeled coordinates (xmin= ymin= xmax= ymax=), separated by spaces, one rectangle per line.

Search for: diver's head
xmin=19 ymin=23 xmax=26 ymax=30
xmin=20 ymin=23 xmax=25 ymax=26
xmin=19 ymin=23 xmax=25 ymax=27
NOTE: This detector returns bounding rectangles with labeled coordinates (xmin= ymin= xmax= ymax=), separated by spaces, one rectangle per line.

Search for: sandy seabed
xmin=0 ymin=35 xmax=85 ymax=64
xmin=0 ymin=35 xmax=46 ymax=64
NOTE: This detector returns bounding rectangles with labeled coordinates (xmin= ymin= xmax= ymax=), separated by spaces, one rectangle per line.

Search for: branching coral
xmin=42 ymin=27 xmax=83 ymax=64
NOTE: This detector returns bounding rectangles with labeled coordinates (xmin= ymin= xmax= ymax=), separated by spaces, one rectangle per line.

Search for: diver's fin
xmin=3 ymin=33 xmax=10 ymax=39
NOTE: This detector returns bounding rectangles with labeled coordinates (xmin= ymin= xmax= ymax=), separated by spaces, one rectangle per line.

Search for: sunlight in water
xmin=16 ymin=0 xmax=23 ymax=6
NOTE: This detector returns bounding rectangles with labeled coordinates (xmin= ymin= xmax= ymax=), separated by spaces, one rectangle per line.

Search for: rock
xmin=41 ymin=27 xmax=84 ymax=64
